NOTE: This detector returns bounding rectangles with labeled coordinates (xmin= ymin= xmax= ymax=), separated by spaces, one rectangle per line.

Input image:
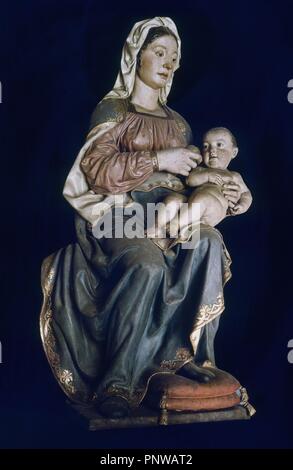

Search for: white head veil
xmin=103 ymin=16 xmax=181 ymax=105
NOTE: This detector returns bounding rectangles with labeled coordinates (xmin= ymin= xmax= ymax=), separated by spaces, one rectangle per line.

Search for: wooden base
xmin=70 ymin=403 xmax=250 ymax=431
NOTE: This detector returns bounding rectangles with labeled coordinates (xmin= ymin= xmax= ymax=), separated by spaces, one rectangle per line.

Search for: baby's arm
xmin=229 ymin=172 xmax=252 ymax=215
xmin=187 ymin=167 xmax=227 ymax=187
xmin=186 ymin=167 xmax=210 ymax=187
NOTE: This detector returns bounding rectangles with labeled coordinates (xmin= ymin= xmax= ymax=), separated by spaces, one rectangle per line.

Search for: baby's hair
xmin=204 ymin=127 xmax=238 ymax=147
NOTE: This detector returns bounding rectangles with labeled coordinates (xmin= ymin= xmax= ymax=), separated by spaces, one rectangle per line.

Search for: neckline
xmin=128 ymin=101 xmax=172 ymax=119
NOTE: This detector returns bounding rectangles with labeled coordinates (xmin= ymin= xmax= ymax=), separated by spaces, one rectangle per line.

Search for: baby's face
xmin=202 ymin=130 xmax=237 ymax=170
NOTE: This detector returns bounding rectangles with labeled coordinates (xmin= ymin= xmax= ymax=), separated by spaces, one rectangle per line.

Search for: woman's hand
xmin=157 ymin=147 xmax=200 ymax=176
xmin=222 ymin=181 xmax=241 ymax=208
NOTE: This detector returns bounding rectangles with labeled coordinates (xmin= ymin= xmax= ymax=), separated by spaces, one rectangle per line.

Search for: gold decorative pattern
xmin=99 ymin=348 xmax=193 ymax=408
xmin=175 ymin=348 xmax=193 ymax=361
xmin=187 ymin=228 xmax=232 ymax=354
xmin=159 ymin=392 xmax=168 ymax=410
xmin=151 ymin=152 xmax=159 ymax=171
xmin=223 ymin=246 xmax=232 ymax=285
xmin=160 ymin=347 xmax=193 ymax=371
xmin=159 ymin=393 xmax=169 ymax=425
xmin=169 ymin=108 xmax=192 ymax=143
xmin=99 ymin=384 xmax=144 ymax=408
xmin=87 ymin=98 xmax=128 ymax=140
xmin=132 ymin=171 xmax=185 ymax=193
xmin=189 ymin=294 xmax=225 ymax=354
xmin=40 ymin=256 xmax=76 ymax=398
xmin=170 ymin=110 xmax=187 ymax=138
xmin=176 ymin=119 xmax=186 ymax=137
xmin=223 ymin=266 xmax=232 ymax=284
xmin=194 ymin=294 xmax=225 ymax=331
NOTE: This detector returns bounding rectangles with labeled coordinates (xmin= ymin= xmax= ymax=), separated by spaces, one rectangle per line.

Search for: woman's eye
xmin=156 ymin=50 xmax=164 ymax=57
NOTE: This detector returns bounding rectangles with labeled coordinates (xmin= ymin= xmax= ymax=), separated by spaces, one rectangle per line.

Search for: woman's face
xmin=137 ymin=35 xmax=178 ymax=90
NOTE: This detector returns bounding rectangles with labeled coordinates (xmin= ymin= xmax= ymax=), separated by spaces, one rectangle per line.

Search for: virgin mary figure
xmin=40 ymin=16 xmax=243 ymax=419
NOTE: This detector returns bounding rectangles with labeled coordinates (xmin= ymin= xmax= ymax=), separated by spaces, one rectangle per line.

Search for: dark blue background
xmin=0 ymin=0 xmax=293 ymax=448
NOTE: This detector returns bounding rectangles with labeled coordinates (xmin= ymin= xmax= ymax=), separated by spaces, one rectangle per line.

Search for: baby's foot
xmin=146 ymin=227 xmax=166 ymax=238
xmin=178 ymin=226 xmax=191 ymax=241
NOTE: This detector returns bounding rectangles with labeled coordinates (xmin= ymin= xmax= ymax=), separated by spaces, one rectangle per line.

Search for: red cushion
xmin=146 ymin=368 xmax=241 ymax=412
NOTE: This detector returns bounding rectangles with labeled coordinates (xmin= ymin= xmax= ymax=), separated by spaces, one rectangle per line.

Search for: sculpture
xmin=40 ymin=16 xmax=254 ymax=424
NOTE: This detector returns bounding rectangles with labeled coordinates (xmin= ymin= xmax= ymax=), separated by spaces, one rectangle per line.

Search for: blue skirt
xmin=40 ymin=204 xmax=231 ymax=407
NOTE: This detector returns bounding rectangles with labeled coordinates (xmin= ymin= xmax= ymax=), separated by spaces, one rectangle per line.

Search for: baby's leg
xmin=176 ymin=191 xmax=204 ymax=239
xmin=147 ymin=193 xmax=187 ymax=238
xmin=178 ymin=190 xmax=225 ymax=239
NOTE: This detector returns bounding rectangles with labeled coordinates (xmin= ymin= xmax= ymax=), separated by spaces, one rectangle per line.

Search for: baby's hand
xmin=208 ymin=172 xmax=224 ymax=186
xmin=228 ymin=202 xmax=244 ymax=215
xmin=222 ymin=181 xmax=241 ymax=207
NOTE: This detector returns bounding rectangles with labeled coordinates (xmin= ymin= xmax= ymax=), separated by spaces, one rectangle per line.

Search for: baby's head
xmin=202 ymin=127 xmax=238 ymax=170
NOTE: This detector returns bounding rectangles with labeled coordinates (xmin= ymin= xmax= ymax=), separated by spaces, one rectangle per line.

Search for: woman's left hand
xmin=222 ymin=181 xmax=241 ymax=208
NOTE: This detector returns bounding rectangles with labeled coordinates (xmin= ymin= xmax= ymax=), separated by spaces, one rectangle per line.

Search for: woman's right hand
xmin=157 ymin=148 xmax=200 ymax=176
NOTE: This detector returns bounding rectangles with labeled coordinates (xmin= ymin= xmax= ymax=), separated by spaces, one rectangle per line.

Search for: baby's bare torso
xmin=195 ymin=182 xmax=228 ymax=205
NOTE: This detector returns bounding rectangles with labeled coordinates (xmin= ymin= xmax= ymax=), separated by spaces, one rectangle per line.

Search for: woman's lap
xmin=41 ymin=215 xmax=231 ymax=405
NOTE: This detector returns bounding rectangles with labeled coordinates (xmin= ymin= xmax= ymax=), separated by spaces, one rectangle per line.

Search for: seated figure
xmin=40 ymin=17 xmax=249 ymax=421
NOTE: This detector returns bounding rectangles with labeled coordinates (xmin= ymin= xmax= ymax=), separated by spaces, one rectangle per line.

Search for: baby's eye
xmin=217 ymin=142 xmax=224 ymax=148
xmin=203 ymin=143 xmax=209 ymax=150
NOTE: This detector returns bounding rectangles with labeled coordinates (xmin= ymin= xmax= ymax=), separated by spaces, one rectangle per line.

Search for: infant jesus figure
xmin=147 ymin=127 xmax=252 ymax=246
